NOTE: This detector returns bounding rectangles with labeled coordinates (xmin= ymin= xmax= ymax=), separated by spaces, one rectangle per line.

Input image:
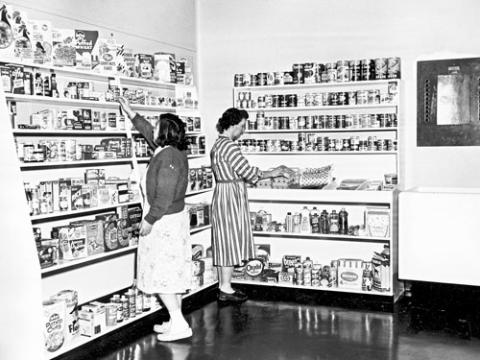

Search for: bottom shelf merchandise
xmin=232 ymin=245 xmax=391 ymax=294
xmin=43 ymin=252 xmax=217 ymax=356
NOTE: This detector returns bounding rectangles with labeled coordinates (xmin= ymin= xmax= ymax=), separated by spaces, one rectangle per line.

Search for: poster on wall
xmin=417 ymin=57 xmax=480 ymax=146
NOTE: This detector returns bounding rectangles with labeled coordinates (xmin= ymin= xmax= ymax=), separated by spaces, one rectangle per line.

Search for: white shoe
xmin=154 ymin=321 xmax=171 ymax=333
xmin=156 ymin=326 xmax=192 ymax=342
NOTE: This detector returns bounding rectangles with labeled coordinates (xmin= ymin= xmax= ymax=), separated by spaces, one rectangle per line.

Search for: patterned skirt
xmin=211 ymin=181 xmax=255 ymax=266
xmin=137 ymin=210 xmax=192 ymax=294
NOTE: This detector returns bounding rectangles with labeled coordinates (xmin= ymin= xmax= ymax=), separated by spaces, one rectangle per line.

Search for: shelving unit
xmin=233 ymin=78 xmax=402 ymax=302
xmin=1 ymin=58 xmax=213 ymax=359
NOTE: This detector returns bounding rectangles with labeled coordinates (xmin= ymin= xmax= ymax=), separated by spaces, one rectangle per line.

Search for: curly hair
xmin=154 ymin=113 xmax=188 ymax=151
xmin=216 ymin=108 xmax=249 ymax=133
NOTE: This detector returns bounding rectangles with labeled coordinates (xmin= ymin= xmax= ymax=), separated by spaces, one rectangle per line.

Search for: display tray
xmin=252 ymin=231 xmax=390 ymax=242
xmin=234 ymin=79 xmax=400 ymax=91
xmin=44 ymin=281 xmax=218 ymax=360
xmin=232 ymin=279 xmax=393 ymax=297
xmin=247 ymin=188 xmax=394 ymax=205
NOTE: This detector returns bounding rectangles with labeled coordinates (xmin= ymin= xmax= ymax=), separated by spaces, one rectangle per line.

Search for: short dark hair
xmin=216 ymin=108 xmax=249 ymax=133
xmin=154 ymin=113 xmax=188 ymax=151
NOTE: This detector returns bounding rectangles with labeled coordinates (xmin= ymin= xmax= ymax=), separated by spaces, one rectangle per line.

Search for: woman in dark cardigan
xmin=119 ymin=97 xmax=192 ymax=342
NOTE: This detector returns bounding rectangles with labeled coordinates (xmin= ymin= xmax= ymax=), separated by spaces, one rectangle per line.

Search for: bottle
xmin=285 ymin=212 xmax=293 ymax=233
xmin=142 ymin=293 xmax=151 ymax=312
xmin=329 ymin=210 xmax=340 ymax=234
xmin=300 ymin=206 xmax=311 ymax=233
xmin=339 ymin=208 xmax=349 ymax=235
xmin=292 ymin=212 xmax=301 ymax=233
xmin=303 ymin=257 xmax=314 ymax=286
xmin=320 ymin=210 xmax=329 ymax=234
xmin=310 ymin=207 xmax=320 ymax=233
xmin=50 ymin=72 xmax=58 ymax=98
xmin=184 ymin=91 xmax=194 ymax=109
xmin=121 ymin=295 xmax=129 ymax=319
xmin=130 ymin=280 xmax=139 ymax=316
xmin=43 ymin=74 xmax=51 ymax=97
xmin=128 ymin=290 xmax=136 ymax=318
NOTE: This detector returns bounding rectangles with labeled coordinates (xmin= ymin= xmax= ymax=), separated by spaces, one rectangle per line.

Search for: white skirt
xmin=137 ymin=210 xmax=192 ymax=294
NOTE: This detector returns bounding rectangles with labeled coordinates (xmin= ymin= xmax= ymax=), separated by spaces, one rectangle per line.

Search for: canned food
xmin=264 ymin=116 xmax=272 ymax=130
xmin=345 ymin=115 xmax=354 ymax=129
xmin=234 ymin=74 xmax=243 ymax=87
xmin=242 ymin=73 xmax=252 ymax=86
xmin=326 ymin=63 xmax=337 ymax=82
xmin=313 ymin=116 xmax=321 ymax=129
xmin=329 ymin=92 xmax=338 ymax=106
xmin=316 ymin=63 xmax=325 ymax=83
xmin=292 ymin=64 xmax=304 ymax=84
xmin=305 ymin=115 xmax=313 ymax=129
xmin=257 ymin=73 xmax=266 ymax=86
xmin=303 ymin=63 xmax=316 ymax=84
xmin=274 ymin=71 xmax=284 ymax=85
xmin=279 ymin=94 xmax=287 ymax=108
xmin=304 ymin=93 xmax=314 ymax=106
xmin=347 ymin=91 xmax=357 ymax=105
xmin=298 ymin=116 xmax=306 ymax=129
xmin=257 ymin=96 xmax=265 ymax=108
xmin=338 ymin=91 xmax=347 ymax=105
xmin=313 ymin=93 xmax=322 ymax=106
xmin=327 ymin=115 xmax=335 ymax=129
xmin=284 ymin=71 xmax=294 ymax=84
xmin=360 ymin=59 xmax=371 ymax=81
xmin=279 ymin=116 xmax=288 ymax=129
xmin=272 ymin=95 xmax=280 ymax=108
xmin=349 ymin=60 xmax=361 ymax=82
xmin=374 ymin=58 xmax=388 ymax=80
xmin=319 ymin=115 xmax=327 ymax=129
xmin=289 ymin=116 xmax=298 ymax=130
xmin=357 ymin=90 xmax=368 ymax=105
xmin=265 ymin=95 xmax=273 ymax=108
xmin=360 ymin=114 xmax=370 ymax=128
xmin=336 ymin=60 xmax=349 ymax=82
xmin=286 ymin=94 xmax=297 ymax=107
xmin=387 ymin=57 xmax=401 ymax=79
xmin=266 ymin=72 xmax=275 ymax=86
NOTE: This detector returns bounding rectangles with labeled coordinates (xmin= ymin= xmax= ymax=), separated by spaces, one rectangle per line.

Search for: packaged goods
xmin=278 ymin=271 xmax=294 ymax=285
xmin=116 ymin=46 xmax=135 ymax=77
xmin=337 ymin=258 xmax=363 ymax=290
xmin=105 ymin=304 xmax=117 ymax=327
xmin=0 ymin=5 xmax=32 ymax=61
xmin=37 ymin=240 xmax=58 ymax=268
xmin=154 ymin=52 xmax=176 ymax=82
xmin=245 ymin=258 xmax=264 ymax=279
xmin=191 ymin=244 xmax=204 ymax=260
xmin=282 ymin=255 xmax=301 ymax=272
xmin=52 ymin=290 xmax=79 ymax=340
xmin=96 ymin=36 xmax=117 ymax=74
xmin=134 ymin=53 xmax=154 ymax=79
xmin=29 ymin=20 xmax=53 ymax=64
xmin=75 ymin=29 xmax=98 ymax=70
xmin=43 ymin=299 xmax=66 ymax=352
xmin=192 ymin=259 xmax=205 ymax=277
xmin=52 ymin=28 xmax=75 ymax=66
xmin=56 ymin=224 xmax=88 ymax=260
xmin=116 ymin=205 xmax=130 ymax=248
xmin=365 ymin=207 xmax=390 ymax=238
xmin=71 ymin=220 xmax=104 ymax=256
xmin=96 ymin=214 xmax=119 ymax=251
xmin=127 ymin=205 xmax=142 ymax=244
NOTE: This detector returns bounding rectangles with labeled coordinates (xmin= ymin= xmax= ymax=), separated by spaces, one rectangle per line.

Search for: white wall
xmin=197 ymin=0 xmax=480 ymax=189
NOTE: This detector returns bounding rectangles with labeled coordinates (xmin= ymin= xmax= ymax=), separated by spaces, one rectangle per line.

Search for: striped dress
xmin=210 ymin=136 xmax=261 ymax=266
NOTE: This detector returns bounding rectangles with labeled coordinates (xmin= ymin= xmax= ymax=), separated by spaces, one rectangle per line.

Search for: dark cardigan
xmin=132 ymin=114 xmax=188 ymax=225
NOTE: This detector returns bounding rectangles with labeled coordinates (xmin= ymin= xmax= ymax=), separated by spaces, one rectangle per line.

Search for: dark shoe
xmin=217 ymin=290 xmax=248 ymax=303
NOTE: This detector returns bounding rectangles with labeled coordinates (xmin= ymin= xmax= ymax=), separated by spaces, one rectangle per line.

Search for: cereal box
xmin=135 ymin=53 xmax=154 ymax=79
xmin=28 ymin=19 xmax=53 ymax=64
xmin=75 ymin=29 xmax=98 ymax=70
xmin=52 ymin=28 xmax=75 ymax=66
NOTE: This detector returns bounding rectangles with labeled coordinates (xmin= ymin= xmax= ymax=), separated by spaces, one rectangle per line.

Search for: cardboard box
xmin=75 ymin=30 xmax=98 ymax=70
xmin=135 ymin=54 xmax=154 ymax=79
xmin=337 ymin=258 xmax=363 ymax=290
xmin=52 ymin=28 xmax=76 ymax=66
xmin=153 ymin=52 xmax=176 ymax=83
xmin=29 ymin=20 xmax=53 ymax=65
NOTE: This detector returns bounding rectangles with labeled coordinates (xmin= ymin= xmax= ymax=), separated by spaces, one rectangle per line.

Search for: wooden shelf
xmin=41 ymin=246 xmax=138 ymax=276
xmin=243 ymin=151 xmax=397 ymax=155
xmin=233 ymin=79 xmax=400 ymax=91
xmin=5 ymin=94 xmax=119 ymax=108
xmin=13 ymin=129 xmax=129 ymax=136
xmin=130 ymin=104 xmax=176 ymax=112
xmin=190 ymin=224 xmax=212 ymax=235
xmin=186 ymin=188 xmax=213 ymax=197
xmin=245 ymin=127 xmax=398 ymax=134
xmin=20 ymin=158 xmax=133 ymax=170
xmin=117 ymin=76 xmax=176 ymax=90
xmin=232 ymin=279 xmax=393 ymax=296
xmin=30 ymin=201 xmax=141 ymax=222
xmin=252 ymin=231 xmax=390 ymax=242
xmin=241 ymin=103 xmax=397 ymax=112
xmin=247 ymin=188 xmax=394 ymax=205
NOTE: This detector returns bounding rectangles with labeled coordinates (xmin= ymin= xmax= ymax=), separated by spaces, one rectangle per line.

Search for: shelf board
xmin=234 ymin=79 xmax=400 ymax=91
xmin=45 ymin=281 xmax=218 ymax=359
xmin=20 ymin=158 xmax=133 ymax=170
xmin=232 ymin=279 xmax=393 ymax=296
xmin=242 ymin=103 xmax=397 ymax=112
xmin=190 ymin=224 xmax=212 ymax=235
xmin=117 ymin=76 xmax=176 ymax=90
xmin=252 ymin=231 xmax=390 ymax=243
xmin=30 ymin=201 xmax=141 ymax=223
xmin=247 ymin=188 xmax=394 ymax=205
xmin=5 ymin=94 xmax=119 ymax=108
xmin=185 ymin=188 xmax=213 ymax=197
xmin=41 ymin=246 xmax=138 ymax=276
xmin=13 ymin=129 xmax=129 ymax=136
xmin=243 ymin=151 xmax=397 ymax=155
xmin=245 ymin=127 xmax=398 ymax=134
xmin=130 ymin=104 xmax=176 ymax=112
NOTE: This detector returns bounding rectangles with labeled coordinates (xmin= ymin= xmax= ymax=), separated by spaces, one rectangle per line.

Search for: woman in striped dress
xmin=211 ymin=108 xmax=286 ymax=303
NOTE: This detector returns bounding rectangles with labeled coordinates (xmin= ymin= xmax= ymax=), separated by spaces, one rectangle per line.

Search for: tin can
xmin=329 ymin=92 xmax=338 ymax=106
xmin=303 ymin=63 xmax=316 ymax=84
xmin=357 ymin=90 xmax=368 ymax=105
xmin=264 ymin=116 xmax=272 ymax=130
xmin=312 ymin=116 xmax=321 ymax=129
xmin=284 ymin=71 xmax=294 ymax=84
xmin=316 ymin=63 xmax=325 ymax=83
xmin=327 ymin=115 xmax=335 ymax=129
xmin=298 ymin=116 xmax=306 ymax=129
xmin=279 ymin=94 xmax=287 ymax=108
xmin=360 ymin=59 xmax=371 ymax=81
xmin=326 ymin=63 xmax=337 ymax=82
xmin=345 ymin=115 xmax=354 ymax=129
xmin=265 ymin=95 xmax=273 ymax=108
xmin=336 ymin=60 xmax=349 ymax=82
xmin=257 ymin=73 xmax=266 ymax=86
xmin=374 ymin=58 xmax=388 ymax=80
xmin=292 ymin=64 xmax=304 ymax=84
xmin=360 ymin=114 xmax=370 ymax=128
xmin=349 ymin=60 xmax=360 ymax=82
xmin=272 ymin=95 xmax=280 ymax=108
xmin=295 ymin=263 xmax=304 ymax=285
xmin=390 ymin=113 xmax=398 ymax=127
xmin=347 ymin=91 xmax=357 ymax=105
xmin=278 ymin=116 xmax=287 ymax=129
xmin=274 ymin=71 xmax=284 ymax=85
xmin=286 ymin=94 xmax=297 ymax=107
xmin=234 ymin=74 xmax=243 ymax=87
xmin=386 ymin=139 xmax=393 ymax=151
xmin=369 ymin=114 xmax=378 ymax=128
xmin=367 ymin=90 xmax=377 ymax=104
xmin=257 ymin=96 xmax=265 ymax=109
xmin=387 ymin=57 xmax=401 ymax=79
xmin=256 ymin=112 xmax=265 ymax=129
xmin=313 ymin=93 xmax=322 ymax=106
xmin=64 ymin=139 xmax=76 ymax=161
xmin=242 ymin=73 xmax=252 ymax=86
xmin=319 ymin=115 xmax=327 ymax=129
xmin=338 ymin=91 xmax=347 ymax=105
xmin=266 ymin=72 xmax=275 ymax=86
xmin=304 ymin=93 xmax=314 ymax=107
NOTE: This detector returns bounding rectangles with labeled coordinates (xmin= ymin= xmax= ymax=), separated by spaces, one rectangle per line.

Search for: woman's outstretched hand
xmin=118 ymin=97 xmax=136 ymax=119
